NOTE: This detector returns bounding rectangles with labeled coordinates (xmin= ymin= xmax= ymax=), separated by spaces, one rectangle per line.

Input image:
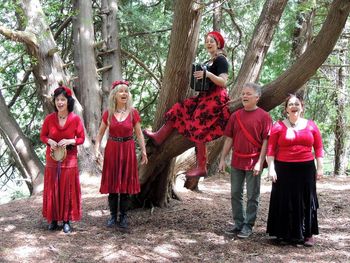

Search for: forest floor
xmin=0 ymin=172 xmax=349 ymax=263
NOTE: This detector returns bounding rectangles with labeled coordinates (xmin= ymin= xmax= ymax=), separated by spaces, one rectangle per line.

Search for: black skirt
xmin=266 ymin=160 xmax=319 ymax=240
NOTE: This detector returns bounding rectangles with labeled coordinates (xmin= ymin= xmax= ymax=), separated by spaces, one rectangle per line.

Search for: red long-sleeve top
xmin=40 ymin=112 xmax=85 ymax=161
xmin=267 ymin=120 xmax=324 ymax=162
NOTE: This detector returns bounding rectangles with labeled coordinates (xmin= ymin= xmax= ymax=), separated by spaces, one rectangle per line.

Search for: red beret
xmin=207 ymin=31 xmax=225 ymax=49
xmin=54 ymin=85 xmax=72 ymax=97
xmin=111 ymin=80 xmax=129 ymax=90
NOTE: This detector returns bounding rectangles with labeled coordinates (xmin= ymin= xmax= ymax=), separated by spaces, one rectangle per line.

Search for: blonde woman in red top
xmin=266 ymin=94 xmax=324 ymax=247
xmin=40 ymin=85 xmax=85 ymax=234
xmin=95 ymin=80 xmax=147 ymax=231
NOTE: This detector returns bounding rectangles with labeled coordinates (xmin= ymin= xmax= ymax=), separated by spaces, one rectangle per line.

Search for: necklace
xmin=116 ymin=108 xmax=126 ymax=114
xmin=288 ymin=118 xmax=298 ymax=128
xmin=58 ymin=114 xmax=68 ymax=120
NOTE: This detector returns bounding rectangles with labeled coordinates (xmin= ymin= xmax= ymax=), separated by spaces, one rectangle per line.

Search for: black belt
xmin=108 ymin=135 xmax=133 ymax=142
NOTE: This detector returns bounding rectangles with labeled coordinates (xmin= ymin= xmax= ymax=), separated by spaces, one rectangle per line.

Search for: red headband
xmin=207 ymin=31 xmax=225 ymax=49
xmin=55 ymin=85 xmax=72 ymax=97
xmin=112 ymin=80 xmax=129 ymax=90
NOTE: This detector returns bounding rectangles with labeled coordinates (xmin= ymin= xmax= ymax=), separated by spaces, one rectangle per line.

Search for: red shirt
xmin=40 ymin=112 xmax=85 ymax=160
xmin=267 ymin=120 xmax=324 ymax=162
xmin=224 ymin=108 xmax=272 ymax=170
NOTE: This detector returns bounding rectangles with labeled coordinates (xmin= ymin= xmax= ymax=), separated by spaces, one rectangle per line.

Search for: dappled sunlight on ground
xmin=0 ymin=174 xmax=349 ymax=262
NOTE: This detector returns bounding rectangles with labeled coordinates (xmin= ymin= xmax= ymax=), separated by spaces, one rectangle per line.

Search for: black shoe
xmin=48 ymin=220 xmax=58 ymax=231
xmin=107 ymin=215 xmax=117 ymax=227
xmin=118 ymin=214 xmax=128 ymax=229
xmin=224 ymin=227 xmax=241 ymax=236
xmin=63 ymin=221 xmax=71 ymax=233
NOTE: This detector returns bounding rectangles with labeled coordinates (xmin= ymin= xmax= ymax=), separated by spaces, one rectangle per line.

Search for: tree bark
xmin=334 ymin=48 xmax=349 ymax=176
xmin=259 ymin=0 xmax=350 ymax=111
xmin=231 ymin=0 xmax=288 ymax=99
xmin=138 ymin=0 xmax=203 ymax=207
xmin=72 ymin=0 xmax=101 ymax=139
xmin=0 ymin=91 xmax=44 ymax=194
xmin=100 ymin=0 xmax=123 ymax=110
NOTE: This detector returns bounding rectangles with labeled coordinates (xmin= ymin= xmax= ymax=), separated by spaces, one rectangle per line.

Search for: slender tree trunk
xmin=334 ymin=48 xmax=349 ymax=176
xmin=72 ymin=0 xmax=101 ymax=139
xmin=100 ymin=0 xmax=123 ymax=109
xmin=291 ymin=0 xmax=315 ymax=97
xmin=231 ymin=0 xmax=288 ymax=98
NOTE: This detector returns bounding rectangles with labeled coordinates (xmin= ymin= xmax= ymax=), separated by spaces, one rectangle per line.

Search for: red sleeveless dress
xmin=99 ymin=109 xmax=141 ymax=194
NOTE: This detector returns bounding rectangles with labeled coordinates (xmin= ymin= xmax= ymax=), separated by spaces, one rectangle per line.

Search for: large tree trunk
xmin=0 ymin=91 xmax=44 ymax=194
xmin=138 ymin=0 xmax=203 ymax=207
xmin=72 ymin=0 xmax=101 ymax=139
xmin=334 ymin=47 xmax=349 ymax=176
xmin=140 ymin=0 xmax=350 ymax=205
xmin=184 ymin=0 xmax=288 ymax=190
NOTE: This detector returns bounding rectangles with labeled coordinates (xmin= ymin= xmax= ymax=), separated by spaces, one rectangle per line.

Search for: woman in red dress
xmin=143 ymin=31 xmax=230 ymax=177
xmin=95 ymin=80 xmax=148 ymax=230
xmin=40 ymin=85 xmax=85 ymax=233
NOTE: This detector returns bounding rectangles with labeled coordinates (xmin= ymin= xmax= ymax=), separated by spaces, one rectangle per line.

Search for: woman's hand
xmin=193 ymin=70 xmax=205 ymax=80
xmin=58 ymin=139 xmax=75 ymax=147
xmin=268 ymin=169 xmax=277 ymax=183
xmin=316 ymin=168 xmax=323 ymax=180
xmin=48 ymin=139 xmax=58 ymax=150
xmin=141 ymin=151 xmax=148 ymax=165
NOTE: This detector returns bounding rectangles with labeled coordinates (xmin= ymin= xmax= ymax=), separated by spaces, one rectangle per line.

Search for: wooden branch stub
xmin=47 ymin=47 xmax=59 ymax=57
xmin=97 ymin=65 xmax=113 ymax=73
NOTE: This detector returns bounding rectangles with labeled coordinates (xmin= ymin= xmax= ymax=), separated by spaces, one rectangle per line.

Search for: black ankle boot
xmin=48 ymin=220 xmax=58 ymax=231
xmin=118 ymin=213 xmax=128 ymax=229
xmin=63 ymin=221 xmax=71 ymax=233
xmin=107 ymin=215 xmax=117 ymax=227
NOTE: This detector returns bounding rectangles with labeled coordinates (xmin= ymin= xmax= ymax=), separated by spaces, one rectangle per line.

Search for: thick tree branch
xmin=0 ymin=26 xmax=38 ymax=47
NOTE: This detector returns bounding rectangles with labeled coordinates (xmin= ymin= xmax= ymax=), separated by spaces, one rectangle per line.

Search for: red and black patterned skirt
xmin=165 ymin=86 xmax=230 ymax=143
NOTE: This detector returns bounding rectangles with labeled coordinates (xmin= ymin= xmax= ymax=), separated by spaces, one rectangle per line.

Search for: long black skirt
xmin=266 ymin=160 xmax=319 ymax=240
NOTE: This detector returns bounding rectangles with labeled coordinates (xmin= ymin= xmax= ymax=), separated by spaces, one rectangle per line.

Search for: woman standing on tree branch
xmin=95 ymin=80 xmax=148 ymax=231
xmin=40 ymin=85 xmax=85 ymax=234
xmin=143 ymin=31 xmax=230 ymax=178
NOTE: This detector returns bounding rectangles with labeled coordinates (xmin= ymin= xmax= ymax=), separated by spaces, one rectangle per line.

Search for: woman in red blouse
xmin=40 ymin=85 xmax=85 ymax=234
xmin=266 ymin=94 xmax=324 ymax=247
xmin=95 ymin=80 xmax=148 ymax=231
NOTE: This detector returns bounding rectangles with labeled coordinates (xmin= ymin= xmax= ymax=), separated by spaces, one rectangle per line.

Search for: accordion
xmin=190 ymin=64 xmax=212 ymax=92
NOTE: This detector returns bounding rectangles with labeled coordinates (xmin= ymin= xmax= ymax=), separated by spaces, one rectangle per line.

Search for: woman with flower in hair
xmin=95 ymin=80 xmax=148 ymax=230
xmin=143 ymin=31 xmax=230 ymax=178
xmin=40 ymin=85 xmax=85 ymax=234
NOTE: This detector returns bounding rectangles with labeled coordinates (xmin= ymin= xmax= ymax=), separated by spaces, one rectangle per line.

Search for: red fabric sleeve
xmin=132 ymin=109 xmax=141 ymax=126
xmin=266 ymin=121 xmax=282 ymax=157
xmin=74 ymin=115 xmax=85 ymax=145
xmin=40 ymin=115 xmax=51 ymax=144
xmin=310 ymin=120 xmax=324 ymax=158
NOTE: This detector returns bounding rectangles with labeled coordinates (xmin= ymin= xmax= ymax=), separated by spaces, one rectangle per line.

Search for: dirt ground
xmin=0 ymin=172 xmax=349 ymax=263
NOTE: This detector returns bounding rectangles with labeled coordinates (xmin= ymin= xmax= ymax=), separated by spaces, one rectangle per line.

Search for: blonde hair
xmin=107 ymin=84 xmax=134 ymax=124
